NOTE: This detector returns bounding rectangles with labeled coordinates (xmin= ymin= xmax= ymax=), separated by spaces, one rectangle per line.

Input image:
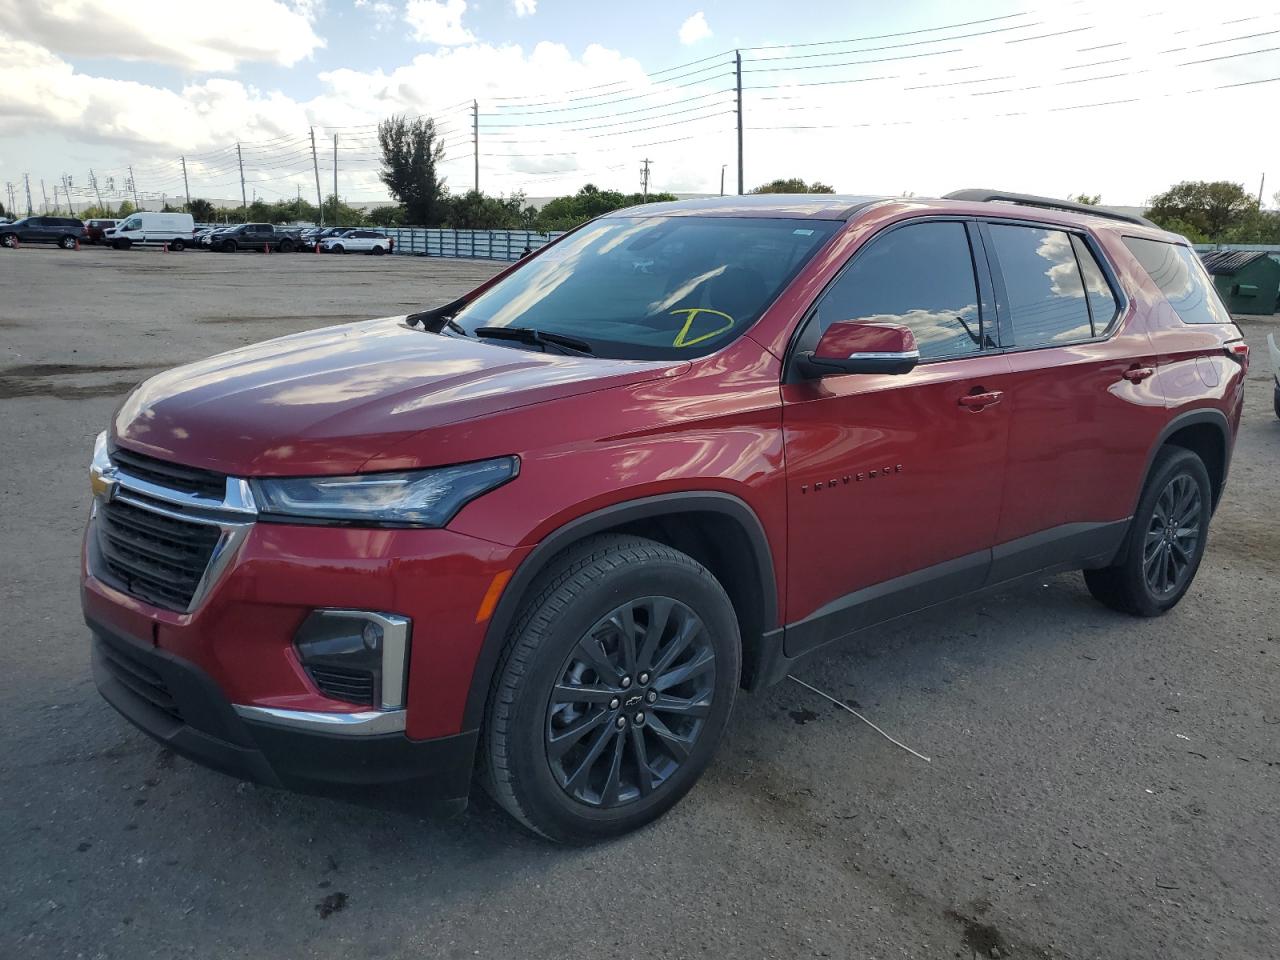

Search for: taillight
xmin=1224 ymin=341 xmax=1249 ymax=372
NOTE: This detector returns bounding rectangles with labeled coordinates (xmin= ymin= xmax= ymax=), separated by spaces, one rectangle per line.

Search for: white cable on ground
xmin=787 ymin=675 xmax=932 ymax=763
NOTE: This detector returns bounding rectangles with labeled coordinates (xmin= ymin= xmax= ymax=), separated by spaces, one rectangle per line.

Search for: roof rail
xmin=942 ymin=189 xmax=1157 ymax=228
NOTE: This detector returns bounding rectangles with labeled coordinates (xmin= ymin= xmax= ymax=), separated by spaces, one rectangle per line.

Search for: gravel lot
xmin=1 ymin=245 xmax=1277 ymax=960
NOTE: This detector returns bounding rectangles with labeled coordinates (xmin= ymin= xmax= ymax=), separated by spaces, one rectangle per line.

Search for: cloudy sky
xmin=1 ymin=0 xmax=1277 ymax=213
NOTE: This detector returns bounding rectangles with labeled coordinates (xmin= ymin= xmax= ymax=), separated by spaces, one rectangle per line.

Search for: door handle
xmin=1122 ymin=365 xmax=1155 ymax=383
xmin=958 ymin=390 xmax=1003 ymax=410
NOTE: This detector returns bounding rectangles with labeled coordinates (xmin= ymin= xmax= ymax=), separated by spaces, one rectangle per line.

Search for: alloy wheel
xmin=545 ymin=596 xmax=716 ymax=808
xmin=1143 ymin=474 xmax=1202 ymax=595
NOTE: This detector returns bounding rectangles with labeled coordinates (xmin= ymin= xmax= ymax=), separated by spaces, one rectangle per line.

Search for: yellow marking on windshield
xmin=670 ymin=308 xmax=735 ymax=348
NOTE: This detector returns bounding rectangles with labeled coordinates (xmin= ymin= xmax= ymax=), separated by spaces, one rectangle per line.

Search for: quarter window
xmin=1121 ymin=237 xmax=1233 ymax=325
xmin=812 ymin=221 xmax=983 ymax=361
xmin=1070 ymin=235 xmax=1119 ymax=336
xmin=987 ymin=224 xmax=1092 ymax=347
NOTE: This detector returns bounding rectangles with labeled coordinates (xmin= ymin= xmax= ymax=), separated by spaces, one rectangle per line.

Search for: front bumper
xmin=90 ymin=618 xmax=477 ymax=811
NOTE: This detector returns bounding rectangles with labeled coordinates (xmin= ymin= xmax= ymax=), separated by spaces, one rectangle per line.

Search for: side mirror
xmin=795 ymin=320 xmax=919 ymax=379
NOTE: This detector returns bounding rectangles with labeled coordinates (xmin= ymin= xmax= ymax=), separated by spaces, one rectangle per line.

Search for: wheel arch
xmin=461 ymin=492 xmax=780 ymax=731
xmin=1140 ymin=408 xmax=1231 ymax=511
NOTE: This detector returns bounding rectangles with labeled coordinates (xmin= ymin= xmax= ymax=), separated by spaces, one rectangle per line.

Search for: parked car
xmin=207 ymin=222 xmax=300 ymax=253
xmin=84 ymin=219 xmax=117 ymax=244
xmin=301 ymin=227 xmax=351 ymax=247
xmin=82 ymin=191 xmax=1246 ymax=843
xmin=0 ymin=215 xmax=85 ymax=249
xmin=106 ymin=212 xmax=196 ymax=251
xmin=321 ymin=229 xmax=393 ymax=255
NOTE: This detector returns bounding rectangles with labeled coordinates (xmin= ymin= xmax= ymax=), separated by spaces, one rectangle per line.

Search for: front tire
xmin=1 ymin=233 xmax=18 ymax=248
xmin=482 ymin=534 xmax=740 ymax=843
xmin=1084 ymin=446 xmax=1212 ymax=617
xmin=332 ymin=244 xmax=346 ymax=254
xmin=1273 ymin=382 xmax=1280 ymax=420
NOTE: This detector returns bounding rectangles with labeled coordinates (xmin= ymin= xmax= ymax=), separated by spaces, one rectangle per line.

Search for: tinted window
xmin=988 ymin=224 xmax=1092 ymax=347
xmin=1070 ymin=235 xmax=1119 ymax=336
xmin=1122 ymin=237 xmax=1233 ymax=325
xmin=453 ymin=216 xmax=839 ymax=360
xmin=812 ymin=221 xmax=982 ymax=361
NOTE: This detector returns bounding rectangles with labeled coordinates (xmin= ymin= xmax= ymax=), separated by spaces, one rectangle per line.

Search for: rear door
xmin=781 ymin=218 xmax=1012 ymax=655
xmin=979 ymin=220 xmax=1165 ymax=578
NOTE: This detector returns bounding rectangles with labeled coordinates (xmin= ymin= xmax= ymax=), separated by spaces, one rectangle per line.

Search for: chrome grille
xmin=108 ymin=446 xmax=227 ymax=500
xmin=97 ymin=499 xmax=223 ymax=611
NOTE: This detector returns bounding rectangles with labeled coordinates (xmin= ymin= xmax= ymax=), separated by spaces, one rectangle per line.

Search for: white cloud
xmin=0 ymin=0 xmax=323 ymax=72
xmin=405 ymin=0 xmax=475 ymax=46
xmin=677 ymin=11 xmax=711 ymax=46
xmin=513 ymin=0 xmax=537 ymax=16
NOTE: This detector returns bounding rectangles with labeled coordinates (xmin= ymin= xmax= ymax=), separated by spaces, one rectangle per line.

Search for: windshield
xmin=450 ymin=216 xmax=839 ymax=360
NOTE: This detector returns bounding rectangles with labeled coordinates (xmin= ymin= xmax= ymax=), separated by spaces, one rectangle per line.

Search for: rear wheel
xmin=482 ymin=535 xmax=740 ymax=843
xmin=278 ymin=239 xmax=294 ymax=253
xmin=1273 ymin=382 xmax=1280 ymax=420
xmin=371 ymin=245 xmax=385 ymax=256
xmin=1084 ymin=446 xmax=1211 ymax=617
xmin=169 ymin=238 xmax=185 ymax=252
xmin=59 ymin=234 xmax=78 ymax=249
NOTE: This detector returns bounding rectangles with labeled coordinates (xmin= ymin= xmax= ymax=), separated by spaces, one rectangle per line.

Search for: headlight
xmin=250 ymin=457 xmax=518 ymax=527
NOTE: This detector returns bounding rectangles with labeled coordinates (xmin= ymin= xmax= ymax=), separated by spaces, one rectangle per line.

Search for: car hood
xmin=113 ymin=317 xmax=683 ymax=476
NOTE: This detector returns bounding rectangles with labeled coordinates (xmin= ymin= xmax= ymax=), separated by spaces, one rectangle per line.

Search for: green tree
xmin=533 ymin=184 xmax=678 ymax=231
xmin=321 ymin=194 xmax=364 ymax=227
xmin=749 ymin=178 xmax=835 ymax=194
xmin=1221 ymin=207 xmax=1280 ymax=244
xmin=116 ymin=200 xmax=136 ymax=218
xmin=1070 ymin=193 xmax=1101 ymax=205
xmin=187 ymin=198 xmax=216 ymax=221
xmin=444 ymin=190 xmax=528 ymax=230
xmin=367 ymin=204 xmax=405 ymax=227
xmin=1147 ymin=181 xmax=1255 ymax=240
xmin=378 ymin=114 xmax=448 ymax=225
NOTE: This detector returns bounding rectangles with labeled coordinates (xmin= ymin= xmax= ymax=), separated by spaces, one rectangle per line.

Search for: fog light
xmin=294 ymin=610 xmax=410 ymax=710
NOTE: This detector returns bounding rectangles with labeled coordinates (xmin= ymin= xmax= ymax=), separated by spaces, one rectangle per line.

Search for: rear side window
xmin=1121 ymin=237 xmax=1233 ymax=325
xmin=1071 ymin=235 xmax=1119 ymax=336
xmin=813 ymin=221 xmax=983 ymax=361
xmin=986 ymin=224 xmax=1092 ymax=347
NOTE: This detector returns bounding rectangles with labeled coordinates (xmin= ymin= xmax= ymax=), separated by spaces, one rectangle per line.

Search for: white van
xmin=106 ymin=212 xmax=196 ymax=251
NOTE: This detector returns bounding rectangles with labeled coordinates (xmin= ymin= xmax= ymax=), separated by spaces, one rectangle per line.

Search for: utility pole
xmin=236 ymin=143 xmax=247 ymax=214
xmin=310 ymin=126 xmax=323 ymax=228
xmin=63 ymin=174 xmax=74 ymax=214
xmin=332 ymin=133 xmax=338 ymax=221
xmin=51 ymin=183 xmax=60 ymax=214
xmin=720 ymin=164 xmax=726 ymax=197
xmin=473 ymin=99 xmax=479 ymax=194
xmin=40 ymin=179 xmax=49 ymax=214
xmin=23 ymin=173 xmax=33 ymax=215
xmin=735 ymin=49 xmax=744 ymax=195
xmin=1258 ymin=172 xmax=1266 ymax=209
xmin=180 ymin=156 xmax=191 ymax=211
xmin=90 ymin=168 xmax=104 ymax=211
xmin=640 ymin=158 xmax=652 ymax=202
xmin=128 ymin=166 xmax=139 ymax=210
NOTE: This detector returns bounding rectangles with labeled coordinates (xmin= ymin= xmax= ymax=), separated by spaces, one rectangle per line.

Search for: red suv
xmin=83 ymin=191 xmax=1246 ymax=842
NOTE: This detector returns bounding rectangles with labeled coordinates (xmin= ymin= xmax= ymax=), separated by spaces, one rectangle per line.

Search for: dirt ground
xmin=1 ymin=245 xmax=1277 ymax=959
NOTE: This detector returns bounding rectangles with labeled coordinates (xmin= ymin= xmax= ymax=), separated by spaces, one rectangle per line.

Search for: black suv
xmin=0 ymin=216 xmax=86 ymax=249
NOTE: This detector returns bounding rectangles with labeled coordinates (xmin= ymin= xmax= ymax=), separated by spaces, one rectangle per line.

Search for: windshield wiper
xmin=474 ymin=326 xmax=595 ymax=356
